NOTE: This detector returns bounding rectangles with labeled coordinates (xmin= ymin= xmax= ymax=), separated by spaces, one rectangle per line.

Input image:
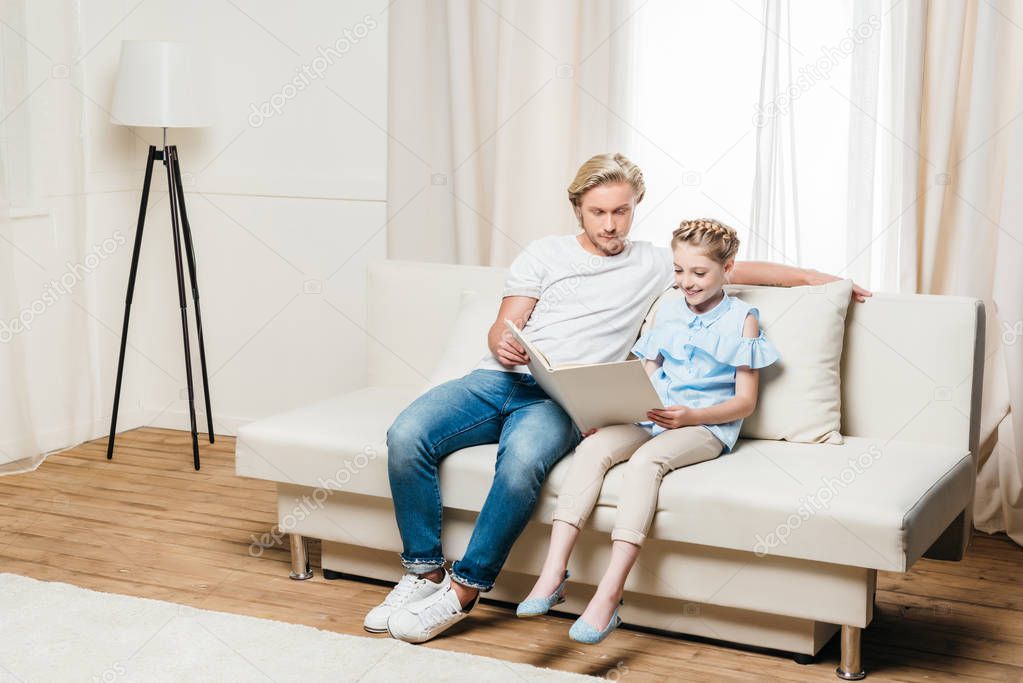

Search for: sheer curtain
xmin=749 ymin=0 xmax=802 ymax=264
xmin=610 ymin=2 xmax=763 ymax=253
xmin=0 ymin=10 xmax=33 ymax=470
xmin=0 ymin=0 xmax=45 ymax=474
xmin=0 ymin=1 xmax=117 ymax=475
xmin=615 ymin=1 xmax=856 ymax=274
xmin=843 ymin=0 xmax=923 ymax=291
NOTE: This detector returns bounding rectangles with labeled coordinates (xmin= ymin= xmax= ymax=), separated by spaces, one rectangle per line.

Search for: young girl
xmin=516 ymin=218 xmax=780 ymax=643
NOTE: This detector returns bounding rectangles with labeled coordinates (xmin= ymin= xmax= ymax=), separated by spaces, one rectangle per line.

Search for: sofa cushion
xmin=423 ymin=289 xmax=500 ymax=391
xmin=236 ymin=386 xmax=973 ymax=573
xmin=564 ymin=436 xmax=973 ymax=573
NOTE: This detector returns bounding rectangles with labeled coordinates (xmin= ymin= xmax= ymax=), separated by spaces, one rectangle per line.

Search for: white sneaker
xmin=386 ymin=583 xmax=479 ymax=643
xmin=363 ymin=571 xmax=449 ymax=633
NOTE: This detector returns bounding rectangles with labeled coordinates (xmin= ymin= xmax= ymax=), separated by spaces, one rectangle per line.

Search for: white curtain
xmin=749 ymin=0 xmax=802 ymax=264
xmin=843 ymin=0 xmax=921 ymax=290
xmin=614 ymin=1 xmax=858 ymax=272
xmin=387 ymin=0 xmax=630 ymax=267
xmin=0 ymin=0 xmax=32 ymax=472
xmin=0 ymin=1 xmax=113 ymax=475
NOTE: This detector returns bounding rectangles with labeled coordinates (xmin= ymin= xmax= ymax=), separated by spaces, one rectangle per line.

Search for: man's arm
xmin=731 ymin=260 xmax=872 ymax=303
xmin=487 ymin=296 xmax=538 ymax=367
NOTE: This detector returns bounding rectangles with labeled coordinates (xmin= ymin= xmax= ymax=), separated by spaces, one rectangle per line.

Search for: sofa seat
xmin=579 ymin=436 xmax=972 ymax=573
xmin=236 ymin=385 xmax=974 ymax=575
xmin=236 ymin=386 xmax=419 ymax=490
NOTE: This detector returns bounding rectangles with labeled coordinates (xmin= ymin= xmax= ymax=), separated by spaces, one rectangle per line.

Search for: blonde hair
xmin=672 ymin=218 xmax=740 ymax=263
xmin=567 ymin=153 xmax=646 ymax=208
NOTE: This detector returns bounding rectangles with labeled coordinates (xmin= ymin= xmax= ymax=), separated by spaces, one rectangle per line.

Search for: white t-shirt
xmin=476 ymin=234 xmax=675 ymax=373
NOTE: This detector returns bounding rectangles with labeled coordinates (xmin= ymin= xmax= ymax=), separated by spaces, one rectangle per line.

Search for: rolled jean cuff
xmin=400 ymin=554 xmax=446 ymax=574
xmin=611 ymin=527 xmax=646 ymax=546
xmin=450 ymin=569 xmax=493 ymax=592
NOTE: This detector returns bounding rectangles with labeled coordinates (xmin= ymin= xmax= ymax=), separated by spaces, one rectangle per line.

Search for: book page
xmin=500 ymin=320 xmax=662 ymax=432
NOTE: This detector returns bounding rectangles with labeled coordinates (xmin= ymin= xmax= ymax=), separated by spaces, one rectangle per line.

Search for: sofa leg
xmin=289 ymin=533 xmax=313 ymax=580
xmin=836 ymin=625 xmax=866 ymax=680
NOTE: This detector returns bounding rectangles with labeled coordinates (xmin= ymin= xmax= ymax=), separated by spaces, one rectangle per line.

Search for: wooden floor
xmin=0 ymin=427 xmax=1021 ymax=682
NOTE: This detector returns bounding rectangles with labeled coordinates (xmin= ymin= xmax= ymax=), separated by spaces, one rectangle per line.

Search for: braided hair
xmin=671 ymin=218 xmax=740 ymax=264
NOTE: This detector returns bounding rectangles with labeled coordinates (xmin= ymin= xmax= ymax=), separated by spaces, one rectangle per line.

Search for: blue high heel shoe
xmin=569 ymin=598 xmax=624 ymax=644
xmin=516 ymin=570 xmax=570 ymax=617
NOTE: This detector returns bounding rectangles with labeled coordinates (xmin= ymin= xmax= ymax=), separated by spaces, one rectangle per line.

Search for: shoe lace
xmin=419 ymin=592 xmax=460 ymax=629
xmin=384 ymin=574 xmax=427 ymax=607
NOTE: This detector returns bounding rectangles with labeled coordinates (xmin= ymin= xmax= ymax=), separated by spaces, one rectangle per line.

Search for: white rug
xmin=0 ymin=574 xmax=599 ymax=682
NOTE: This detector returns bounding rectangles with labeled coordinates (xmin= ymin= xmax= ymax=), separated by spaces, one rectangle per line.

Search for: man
xmin=368 ymin=153 xmax=870 ymax=643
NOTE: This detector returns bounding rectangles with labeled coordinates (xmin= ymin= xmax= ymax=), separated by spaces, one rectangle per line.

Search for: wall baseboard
xmin=143 ymin=409 xmax=248 ymax=438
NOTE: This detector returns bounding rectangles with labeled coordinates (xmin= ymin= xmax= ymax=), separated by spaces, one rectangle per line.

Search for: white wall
xmin=24 ymin=0 xmax=389 ymax=440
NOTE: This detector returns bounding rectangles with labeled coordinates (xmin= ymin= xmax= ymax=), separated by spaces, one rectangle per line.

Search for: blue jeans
xmin=386 ymin=369 xmax=581 ymax=591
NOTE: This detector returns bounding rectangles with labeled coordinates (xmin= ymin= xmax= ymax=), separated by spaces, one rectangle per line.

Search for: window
xmin=618 ymin=0 xmax=861 ymax=279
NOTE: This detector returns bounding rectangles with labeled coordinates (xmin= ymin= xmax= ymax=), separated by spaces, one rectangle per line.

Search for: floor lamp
xmin=106 ymin=41 xmax=214 ymax=470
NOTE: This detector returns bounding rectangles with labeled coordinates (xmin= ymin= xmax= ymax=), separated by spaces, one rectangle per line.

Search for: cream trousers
xmin=552 ymin=424 xmax=723 ymax=545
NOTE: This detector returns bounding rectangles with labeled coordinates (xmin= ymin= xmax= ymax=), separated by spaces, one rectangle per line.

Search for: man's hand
xmin=487 ymin=296 xmax=538 ymax=367
xmin=494 ymin=326 xmax=530 ymax=367
xmin=731 ymin=261 xmax=872 ymax=303
xmin=805 ymin=269 xmax=872 ymax=303
xmin=647 ymin=405 xmax=694 ymax=430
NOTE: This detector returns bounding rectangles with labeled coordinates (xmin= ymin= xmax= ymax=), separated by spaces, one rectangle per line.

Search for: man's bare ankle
xmin=451 ymin=578 xmax=480 ymax=609
xmin=421 ymin=568 xmax=446 ymax=583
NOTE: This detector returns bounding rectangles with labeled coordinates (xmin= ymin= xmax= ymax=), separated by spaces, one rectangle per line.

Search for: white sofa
xmin=235 ymin=259 xmax=984 ymax=680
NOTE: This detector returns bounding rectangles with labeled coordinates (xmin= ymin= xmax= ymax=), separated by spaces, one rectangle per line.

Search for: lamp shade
xmin=110 ymin=41 xmax=212 ymax=128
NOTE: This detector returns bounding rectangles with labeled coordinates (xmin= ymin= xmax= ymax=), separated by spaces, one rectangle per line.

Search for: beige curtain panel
xmin=387 ymin=0 xmax=629 ymax=267
xmin=910 ymin=1 xmax=1023 ymax=546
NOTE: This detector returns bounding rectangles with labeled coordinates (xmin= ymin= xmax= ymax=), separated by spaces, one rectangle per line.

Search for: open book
xmin=504 ymin=320 xmax=663 ymax=432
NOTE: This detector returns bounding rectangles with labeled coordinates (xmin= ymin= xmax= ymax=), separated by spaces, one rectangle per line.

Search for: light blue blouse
xmin=631 ymin=293 xmax=780 ymax=452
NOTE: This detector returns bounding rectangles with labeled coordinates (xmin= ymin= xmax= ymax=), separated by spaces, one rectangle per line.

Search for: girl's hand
xmin=647 ymin=406 xmax=693 ymax=430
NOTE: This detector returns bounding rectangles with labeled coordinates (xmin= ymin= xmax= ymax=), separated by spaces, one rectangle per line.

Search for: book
xmin=503 ymin=319 xmax=664 ymax=432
